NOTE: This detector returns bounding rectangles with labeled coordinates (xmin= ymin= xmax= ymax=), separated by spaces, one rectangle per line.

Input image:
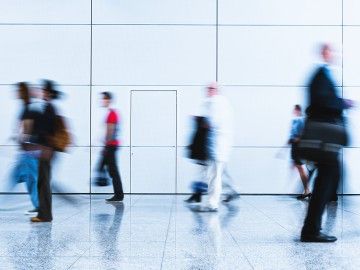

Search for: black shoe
xmin=184 ymin=193 xmax=201 ymax=203
xmin=300 ymin=232 xmax=337 ymax=243
xmin=222 ymin=193 xmax=240 ymax=203
xmin=296 ymin=193 xmax=312 ymax=200
xmin=106 ymin=196 xmax=124 ymax=203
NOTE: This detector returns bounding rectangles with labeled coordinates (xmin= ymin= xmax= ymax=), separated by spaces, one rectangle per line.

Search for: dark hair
xmin=43 ymin=79 xmax=61 ymax=100
xmin=294 ymin=104 xmax=302 ymax=112
xmin=17 ymin=82 xmax=30 ymax=104
xmin=101 ymin=91 xmax=113 ymax=100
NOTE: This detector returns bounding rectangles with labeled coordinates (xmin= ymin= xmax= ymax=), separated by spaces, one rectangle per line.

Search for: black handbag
xmin=187 ymin=116 xmax=210 ymax=163
xmin=295 ymin=119 xmax=348 ymax=163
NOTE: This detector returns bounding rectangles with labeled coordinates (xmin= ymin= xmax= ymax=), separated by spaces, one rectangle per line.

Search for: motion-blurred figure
xmin=300 ymin=44 xmax=352 ymax=242
xmin=195 ymin=83 xmax=239 ymax=212
xmin=95 ymin=92 xmax=124 ymax=203
xmin=31 ymin=80 xmax=59 ymax=222
xmin=288 ymin=105 xmax=311 ymax=200
xmin=9 ymin=82 xmax=41 ymax=214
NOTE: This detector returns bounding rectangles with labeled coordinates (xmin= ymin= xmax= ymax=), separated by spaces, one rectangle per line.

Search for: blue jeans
xmin=11 ymin=151 xmax=39 ymax=209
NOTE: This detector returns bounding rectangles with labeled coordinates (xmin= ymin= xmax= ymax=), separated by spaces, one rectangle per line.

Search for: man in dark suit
xmin=301 ymin=44 xmax=351 ymax=242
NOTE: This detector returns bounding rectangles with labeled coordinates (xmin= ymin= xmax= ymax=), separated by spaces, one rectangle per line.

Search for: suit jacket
xmin=306 ymin=66 xmax=346 ymax=123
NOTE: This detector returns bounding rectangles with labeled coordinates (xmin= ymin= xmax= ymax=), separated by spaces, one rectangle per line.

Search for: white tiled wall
xmin=222 ymin=86 xmax=306 ymax=146
xmin=343 ymin=0 xmax=360 ymax=25
xmin=130 ymin=91 xmax=177 ymax=147
xmin=219 ymin=0 xmax=341 ymax=25
xmin=92 ymin=25 xmax=216 ymax=85
xmin=92 ymin=0 xmax=216 ymax=24
xmin=343 ymin=27 xmax=360 ymax=86
xmin=0 ymin=87 xmax=19 ymax=146
xmin=218 ymin=26 xmax=342 ymax=85
xmin=0 ymin=26 xmax=91 ymax=85
xmin=0 ymin=1 xmax=91 ymax=24
xmin=0 ymin=0 xmax=358 ymax=194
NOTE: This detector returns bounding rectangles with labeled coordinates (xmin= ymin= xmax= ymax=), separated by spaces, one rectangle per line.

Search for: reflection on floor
xmin=0 ymin=194 xmax=359 ymax=269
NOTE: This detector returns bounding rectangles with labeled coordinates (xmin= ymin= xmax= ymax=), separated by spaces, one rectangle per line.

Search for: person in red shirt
xmin=97 ymin=92 xmax=124 ymax=202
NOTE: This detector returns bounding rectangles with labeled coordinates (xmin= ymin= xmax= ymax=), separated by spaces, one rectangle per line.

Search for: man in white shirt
xmin=199 ymin=82 xmax=238 ymax=212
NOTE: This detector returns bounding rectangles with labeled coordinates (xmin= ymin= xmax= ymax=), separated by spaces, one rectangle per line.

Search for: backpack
xmin=51 ymin=115 xmax=72 ymax=152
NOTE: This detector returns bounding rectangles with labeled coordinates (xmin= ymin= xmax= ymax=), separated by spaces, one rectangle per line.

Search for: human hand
xmin=344 ymin=99 xmax=355 ymax=109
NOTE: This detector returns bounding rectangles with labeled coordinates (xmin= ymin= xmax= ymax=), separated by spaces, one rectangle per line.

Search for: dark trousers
xmin=302 ymin=160 xmax=340 ymax=235
xmin=37 ymin=159 xmax=53 ymax=221
xmin=98 ymin=146 xmax=124 ymax=198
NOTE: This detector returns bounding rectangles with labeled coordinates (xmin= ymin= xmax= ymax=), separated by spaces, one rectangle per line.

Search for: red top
xmin=106 ymin=109 xmax=120 ymax=146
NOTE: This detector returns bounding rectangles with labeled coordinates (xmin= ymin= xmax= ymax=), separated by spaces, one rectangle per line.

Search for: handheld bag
xmin=187 ymin=116 xmax=210 ymax=163
xmin=50 ymin=116 xmax=72 ymax=152
xmin=295 ymin=119 xmax=348 ymax=163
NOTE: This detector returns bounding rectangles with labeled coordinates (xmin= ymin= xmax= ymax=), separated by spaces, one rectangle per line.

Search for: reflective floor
xmin=0 ymin=195 xmax=360 ymax=269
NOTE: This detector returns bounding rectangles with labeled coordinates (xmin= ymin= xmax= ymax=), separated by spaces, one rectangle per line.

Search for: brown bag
xmin=50 ymin=115 xmax=72 ymax=152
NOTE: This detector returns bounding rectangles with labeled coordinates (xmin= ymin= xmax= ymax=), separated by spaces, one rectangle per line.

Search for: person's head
xmin=293 ymin=104 xmax=302 ymax=117
xmin=320 ymin=43 xmax=333 ymax=64
xmin=42 ymin=80 xmax=60 ymax=101
xmin=16 ymin=82 xmax=30 ymax=104
xmin=101 ymin=91 xmax=113 ymax=108
xmin=206 ymin=82 xmax=218 ymax=97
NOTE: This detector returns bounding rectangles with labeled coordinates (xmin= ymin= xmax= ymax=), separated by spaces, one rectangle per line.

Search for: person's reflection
xmin=188 ymin=203 xmax=239 ymax=229
xmin=94 ymin=203 xmax=124 ymax=261
xmin=221 ymin=203 xmax=240 ymax=228
xmin=187 ymin=204 xmax=240 ymax=267
xmin=323 ymin=203 xmax=338 ymax=236
xmin=186 ymin=206 xmax=217 ymax=268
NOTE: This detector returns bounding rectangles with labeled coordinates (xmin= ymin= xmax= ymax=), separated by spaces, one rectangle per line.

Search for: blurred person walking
xmin=31 ymin=80 xmax=59 ymax=222
xmin=9 ymin=82 xmax=42 ymax=214
xmin=95 ymin=92 xmax=124 ymax=203
xmin=288 ymin=104 xmax=311 ymax=200
xmin=196 ymin=83 xmax=239 ymax=212
xmin=185 ymin=116 xmax=238 ymax=203
xmin=299 ymin=44 xmax=352 ymax=242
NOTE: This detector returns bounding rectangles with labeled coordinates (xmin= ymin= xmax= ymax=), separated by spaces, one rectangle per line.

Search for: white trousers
xmin=205 ymin=161 xmax=239 ymax=209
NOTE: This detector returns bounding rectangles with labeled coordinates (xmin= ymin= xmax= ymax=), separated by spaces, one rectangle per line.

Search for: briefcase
xmin=295 ymin=119 xmax=348 ymax=163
